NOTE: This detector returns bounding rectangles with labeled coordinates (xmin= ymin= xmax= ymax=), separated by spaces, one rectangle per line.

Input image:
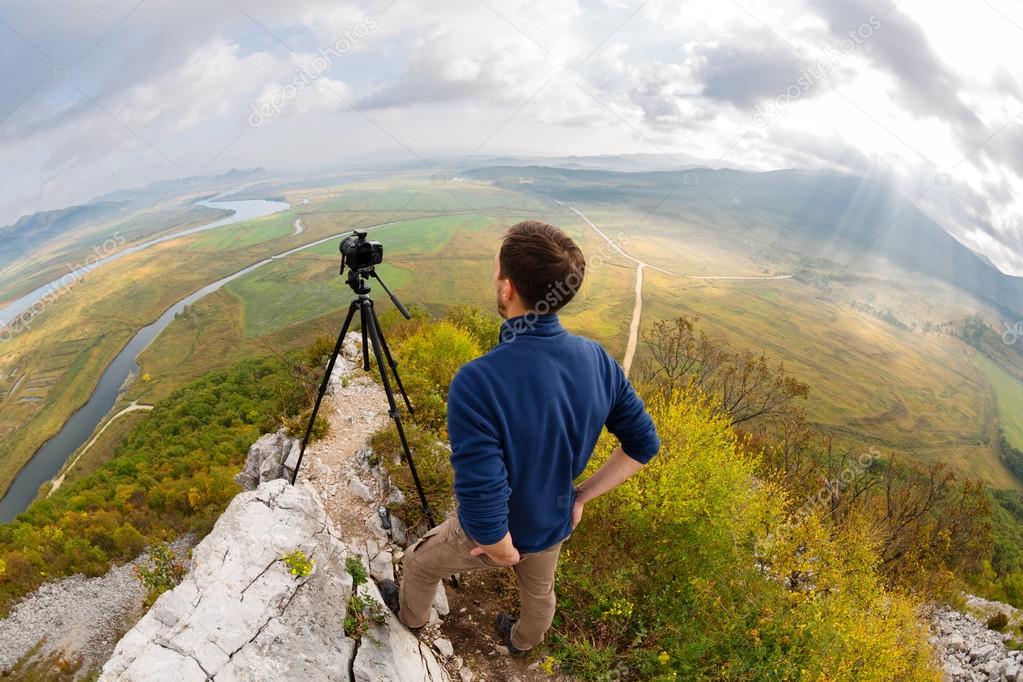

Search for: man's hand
xmin=470 ymin=545 xmax=520 ymax=566
xmin=469 ymin=531 xmax=520 ymax=566
xmin=572 ymin=497 xmax=585 ymax=529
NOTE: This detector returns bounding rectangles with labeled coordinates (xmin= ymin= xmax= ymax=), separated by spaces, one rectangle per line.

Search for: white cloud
xmin=0 ymin=0 xmax=1020 ymax=275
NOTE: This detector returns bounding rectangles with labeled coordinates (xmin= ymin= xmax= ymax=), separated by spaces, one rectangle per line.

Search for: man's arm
xmin=448 ymin=366 xmax=519 ymax=565
xmin=572 ymin=446 xmax=644 ymax=527
xmin=573 ymin=356 xmax=660 ymax=528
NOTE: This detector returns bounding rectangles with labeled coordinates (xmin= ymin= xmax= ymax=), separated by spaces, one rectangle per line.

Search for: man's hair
xmin=499 ymin=221 xmax=585 ymax=313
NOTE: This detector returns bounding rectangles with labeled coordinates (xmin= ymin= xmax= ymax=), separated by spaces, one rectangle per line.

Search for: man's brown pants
xmin=399 ymin=515 xmax=564 ymax=651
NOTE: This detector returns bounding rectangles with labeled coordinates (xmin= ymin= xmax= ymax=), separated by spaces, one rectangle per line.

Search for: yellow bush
xmin=393 ymin=320 xmax=483 ymax=431
xmin=556 ymin=391 xmax=940 ymax=681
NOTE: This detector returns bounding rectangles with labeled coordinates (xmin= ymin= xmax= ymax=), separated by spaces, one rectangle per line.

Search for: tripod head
xmin=339 ymin=230 xmax=411 ymax=320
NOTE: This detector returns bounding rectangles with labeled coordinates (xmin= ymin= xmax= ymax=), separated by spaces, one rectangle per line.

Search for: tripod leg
xmin=360 ymin=303 xmax=371 ymax=372
xmin=291 ymin=300 xmax=359 ymax=484
xmin=363 ymin=300 xmax=438 ymax=529
xmin=368 ymin=300 xmax=415 ymax=415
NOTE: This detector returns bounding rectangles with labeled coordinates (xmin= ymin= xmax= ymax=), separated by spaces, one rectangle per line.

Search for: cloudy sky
xmin=2 ymin=0 xmax=1022 ymax=273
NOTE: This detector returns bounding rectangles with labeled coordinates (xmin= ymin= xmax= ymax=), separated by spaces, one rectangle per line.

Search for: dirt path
xmin=560 ymin=202 xmax=792 ymax=378
xmin=559 ymin=202 xmax=664 ymax=378
xmin=623 ymin=264 xmax=645 ymax=377
xmin=48 ymin=401 xmax=153 ymax=497
xmin=556 ymin=200 xmax=677 ymax=276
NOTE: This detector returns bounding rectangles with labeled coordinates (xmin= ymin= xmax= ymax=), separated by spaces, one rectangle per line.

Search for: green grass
xmin=188 ymin=210 xmax=297 ymax=250
xmin=226 ymin=258 xmax=412 ymax=338
xmin=979 ymin=357 xmax=1023 ymax=453
xmin=307 ymin=213 xmax=495 ymax=257
xmin=640 ymin=268 xmax=1013 ymax=487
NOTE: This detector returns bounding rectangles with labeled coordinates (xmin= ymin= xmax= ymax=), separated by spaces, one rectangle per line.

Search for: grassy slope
xmin=978 ymin=357 xmax=1023 ymax=454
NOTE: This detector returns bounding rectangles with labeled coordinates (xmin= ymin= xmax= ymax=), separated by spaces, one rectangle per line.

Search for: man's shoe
xmin=378 ymin=579 xmax=400 ymax=615
xmin=496 ymin=612 xmax=528 ymax=656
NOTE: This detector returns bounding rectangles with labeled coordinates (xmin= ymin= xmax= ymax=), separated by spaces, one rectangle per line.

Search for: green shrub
xmin=345 ymin=555 xmax=368 ymax=588
xmin=444 ymin=304 xmax=501 ymax=350
xmin=391 ymin=320 xmax=483 ymax=431
xmin=344 ymin=556 xmax=386 ymax=639
xmin=0 ymin=353 xmax=310 ymax=615
xmin=134 ymin=544 xmax=187 ymax=608
xmin=372 ymin=422 xmax=454 ymax=531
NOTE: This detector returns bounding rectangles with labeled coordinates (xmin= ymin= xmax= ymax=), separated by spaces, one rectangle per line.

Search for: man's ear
xmin=502 ymin=277 xmax=518 ymax=304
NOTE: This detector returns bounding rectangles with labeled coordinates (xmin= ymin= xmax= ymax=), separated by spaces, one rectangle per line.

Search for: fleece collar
xmin=499 ymin=313 xmax=566 ymax=343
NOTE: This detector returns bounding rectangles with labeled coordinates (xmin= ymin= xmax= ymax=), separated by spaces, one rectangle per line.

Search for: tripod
xmin=289 ymin=265 xmax=437 ymax=530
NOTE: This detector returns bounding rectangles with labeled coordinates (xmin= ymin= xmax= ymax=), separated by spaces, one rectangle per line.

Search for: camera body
xmin=340 ymin=231 xmax=383 ymax=272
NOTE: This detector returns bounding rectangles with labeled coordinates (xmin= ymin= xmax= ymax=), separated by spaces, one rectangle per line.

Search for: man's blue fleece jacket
xmin=447 ymin=313 xmax=660 ymax=553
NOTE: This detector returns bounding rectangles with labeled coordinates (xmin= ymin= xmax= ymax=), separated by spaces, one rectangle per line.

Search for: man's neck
xmin=503 ymin=303 xmax=529 ymax=319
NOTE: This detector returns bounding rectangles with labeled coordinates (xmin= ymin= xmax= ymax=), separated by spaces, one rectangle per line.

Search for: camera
xmin=340 ymin=231 xmax=383 ymax=273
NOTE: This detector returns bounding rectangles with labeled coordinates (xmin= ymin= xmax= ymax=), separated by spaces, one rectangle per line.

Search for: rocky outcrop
xmin=233 ymin=331 xmax=361 ymax=493
xmin=353 ymin=579 xmax=448 ymax=682
xmin=99 ymin=479 xmax=448 ymax=681
xmin=234 ymin=429 xmax=300 ymax=491
xmin=932 ymin=599 xmax=1023 ymax=681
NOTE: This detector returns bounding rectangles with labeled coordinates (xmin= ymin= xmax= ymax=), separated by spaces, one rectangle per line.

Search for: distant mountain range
xmin=466 ymin=165 xmax=1023 ymax=318
xmin=0 ymin=202 xmax=130 ymax=243
xmin=466 ymin=152 xmax=759 ymax=173
xmin=0 ymin=168 xmax=271 ymax=267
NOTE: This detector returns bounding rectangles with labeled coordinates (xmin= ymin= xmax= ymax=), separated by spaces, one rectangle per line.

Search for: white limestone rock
xmin=99 ymin=480 xmax=354 ymax=681
xmin=352 ymin=579 xmax=449 ymax=682
xmin=235 ymin=430 xmax=300 ymax=491
xmin=101 ymin=478 xmax=450 ymax=682
xmin=433 ymin=583 xmax=450 ymax=617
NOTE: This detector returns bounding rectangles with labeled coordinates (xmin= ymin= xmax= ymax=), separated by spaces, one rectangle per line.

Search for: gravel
xmin=931 ymin=597 xmax=1023 ymax=681
xmin=0 ymin=538 xmax=193 ymax=677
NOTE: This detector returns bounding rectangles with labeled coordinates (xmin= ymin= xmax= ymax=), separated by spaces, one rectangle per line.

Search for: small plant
xmin=134 ymin=544 xmax=187 ymax=607
xmin=283 ymin=550 xmax=315 ymax=579
xmin=987 ymin=611 xmax=1010 ymax=632
xmin=345 ymin=555 xmax=369 ymax=587
xmin=344 ymin=556 xmax=387 ymax=639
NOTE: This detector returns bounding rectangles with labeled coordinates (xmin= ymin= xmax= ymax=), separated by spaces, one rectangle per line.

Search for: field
xmin=2 ymin=169 xmax=1022 ymax=509
xmin=978 ymin=357 xmax=1023 ymax=453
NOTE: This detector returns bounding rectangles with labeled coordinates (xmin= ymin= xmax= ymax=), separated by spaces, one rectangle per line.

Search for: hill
xmin=464 ymin=165 xmax=1023 ymax=318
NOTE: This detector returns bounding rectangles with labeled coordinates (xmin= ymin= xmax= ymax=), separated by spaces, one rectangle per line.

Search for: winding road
xmin=47 ymin=401 xmax=154 ymax=496
xmin=559 ymin=201 xmax=792 ymax=378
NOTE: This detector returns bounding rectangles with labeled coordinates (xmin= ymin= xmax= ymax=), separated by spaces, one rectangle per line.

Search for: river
xmin=0 ymin=195 xmax=289 ymax=522
xmin=0 ymin=195 xmax=290 ymax=324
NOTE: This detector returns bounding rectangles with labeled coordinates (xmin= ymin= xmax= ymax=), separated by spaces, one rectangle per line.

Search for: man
xmin=380 ymin=220 xmax=660 ymax=655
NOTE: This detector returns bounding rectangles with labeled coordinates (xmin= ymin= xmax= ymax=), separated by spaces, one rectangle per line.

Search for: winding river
xmin=0 ymin=195 xmax=289 ymax=522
